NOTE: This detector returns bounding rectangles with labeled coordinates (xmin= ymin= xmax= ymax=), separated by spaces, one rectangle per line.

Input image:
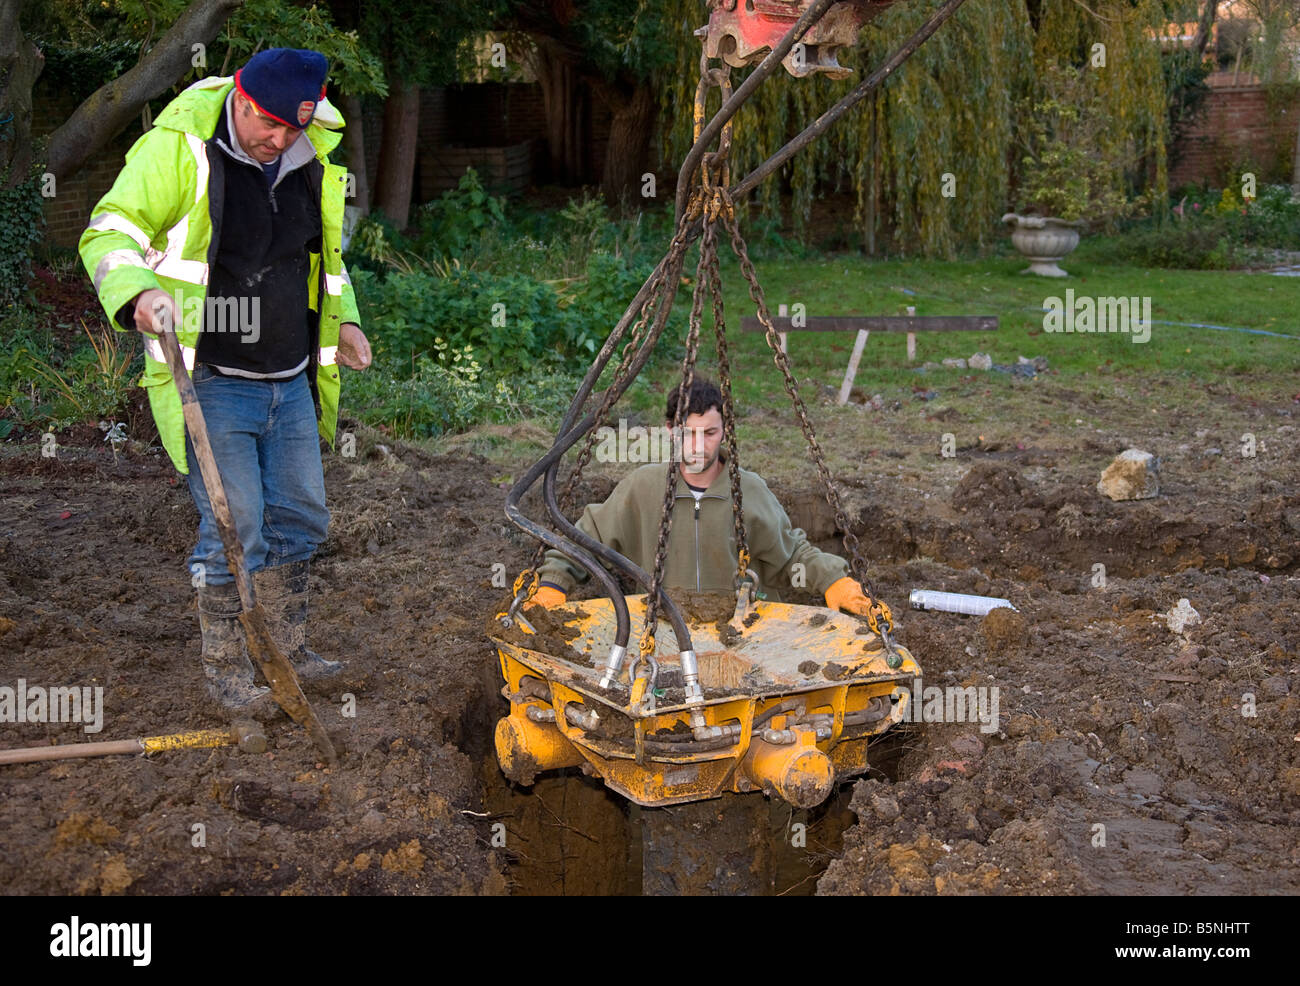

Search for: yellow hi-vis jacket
xmin=79 ymin=76 xmax=359 ymax=474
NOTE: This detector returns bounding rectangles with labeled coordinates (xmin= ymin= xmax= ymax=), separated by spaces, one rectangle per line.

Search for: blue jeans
xmin=184 ymin=364 xmax=329 ymax=586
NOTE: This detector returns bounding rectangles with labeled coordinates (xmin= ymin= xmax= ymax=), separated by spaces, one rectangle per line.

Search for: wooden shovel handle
xmin=154 ymin=327 xmax=337 ymax=764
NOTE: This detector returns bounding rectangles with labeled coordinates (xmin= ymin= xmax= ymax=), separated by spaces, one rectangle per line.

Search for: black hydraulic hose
xmin=642 ymin=735 xmax=737 ymax=754
xmin=540 ymin=248 xmax=695 ymax=657
xmin=554 ymin=250 xmax=676 ymax=436
xmin=542 ymin=474 xmax=696 ymax=656
xmin=503 ymin=248 xmax=680 ymax=652
xmin=504 ymin=505 xmax=630 ymax=646
xmin=673 ymin=0 xmax=838 ymax=225
xmin=508 ymin=245 xmax=683 ymax=639
xmin=753 ymin=697 xmax=806 ymax=730
xmin=534 ymin=0 xmax=972 ymax=391
xmin=507 ymin=0 xmax=972 ymax=658
xmin=503 ymin=239 xmax=693 ymax=652
xmin=647 ymin=698 xmax=804 ymax=746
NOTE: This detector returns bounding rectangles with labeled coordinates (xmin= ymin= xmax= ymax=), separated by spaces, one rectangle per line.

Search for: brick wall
xmin=1170 ymin=84 xmax=1299 ymax=188
xmin=421 ymin=142 xmax=539 ymax=198
xmin=439 ymin=82 xmax=547 ymax=146
xmin=415 ymin=83 xmax=549 ymax=199
xmin=359 ymin=82 xmax=557 ymax=206
xmin=38 ymin=78 xmax=615 ymax=246
xmin=35 ymin=91 xmax=144 ymax=249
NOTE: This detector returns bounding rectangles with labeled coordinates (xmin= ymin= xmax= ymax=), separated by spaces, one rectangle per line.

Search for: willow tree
xmin=1028 ymin=0 xmax=1169 ymax=224
xmin=656 ymin=0 xmax=1171 ymax=256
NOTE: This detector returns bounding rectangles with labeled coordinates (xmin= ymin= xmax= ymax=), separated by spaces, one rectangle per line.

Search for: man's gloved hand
xmin=526 ymin=585 xmax=567 ymax=609
xmin=825 ymin=576 xmax=872 ymax=616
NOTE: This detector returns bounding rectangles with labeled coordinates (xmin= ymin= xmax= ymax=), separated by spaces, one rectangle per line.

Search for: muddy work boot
xmin=197 ymin=581 xmax=272 ymax=710
xmin=255 ymin=560 xmax=342 ymax=681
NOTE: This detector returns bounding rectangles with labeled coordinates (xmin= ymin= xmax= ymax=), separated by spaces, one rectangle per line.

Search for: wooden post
xmin=838 ymin=329 xmax=869 ymax=405
xmin=777 ymin=304 xmax=788 ymax=354
xmin=905 ymin=306 xmax=916 ymax=362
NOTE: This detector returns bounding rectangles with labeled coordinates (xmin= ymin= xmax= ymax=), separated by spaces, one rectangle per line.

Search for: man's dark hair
xmin=665 ymin=377 xmax=725 ymax=422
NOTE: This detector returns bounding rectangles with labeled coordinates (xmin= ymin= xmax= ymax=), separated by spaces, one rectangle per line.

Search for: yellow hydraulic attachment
xmin=492 ymin=594 xmax=918 ymax=809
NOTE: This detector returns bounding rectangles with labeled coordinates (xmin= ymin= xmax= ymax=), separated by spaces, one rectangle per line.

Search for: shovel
xmin=155 ymin=323 xmax=337 ymax=765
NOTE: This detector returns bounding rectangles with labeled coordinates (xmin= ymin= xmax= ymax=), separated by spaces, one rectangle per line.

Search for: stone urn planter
xmin=1002 ymin=213 xmax=1085 ymax=277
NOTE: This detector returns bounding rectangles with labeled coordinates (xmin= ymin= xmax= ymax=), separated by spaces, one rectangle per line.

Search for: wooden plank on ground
xmin=740 ymin=315 xmax=997 ymax=333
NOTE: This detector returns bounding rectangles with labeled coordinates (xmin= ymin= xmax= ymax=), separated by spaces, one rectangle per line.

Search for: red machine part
xmin=702 ymin=0 xmax=899 ymax=78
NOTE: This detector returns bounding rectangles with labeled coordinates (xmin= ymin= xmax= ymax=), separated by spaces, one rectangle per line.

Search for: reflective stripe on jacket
xmin=79 ymin=76 xmax=359 ymax=473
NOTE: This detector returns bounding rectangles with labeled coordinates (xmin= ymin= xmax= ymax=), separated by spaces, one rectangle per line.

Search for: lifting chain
xmin=718 ymin=202 xmax=895 ymax=644
xmin=514 ymin=47 xmax=898 ymax=666
xmin=638 ymin=56 xmax=748 ymax=667
xmin=508 ymin=222 xmax=695 ymax=613
xmin=640 ymin=197 xmax=711 ymax=662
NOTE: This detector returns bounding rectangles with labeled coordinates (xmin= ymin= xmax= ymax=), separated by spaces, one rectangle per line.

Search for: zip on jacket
xmin=538 ymin=463 xmax=852 ymax=602
xmin=678 ymin=489 xmax=727 ymax=592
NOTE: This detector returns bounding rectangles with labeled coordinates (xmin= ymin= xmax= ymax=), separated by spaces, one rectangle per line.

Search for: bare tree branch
xmin=45 ymin=0 xmax=245 ymax=181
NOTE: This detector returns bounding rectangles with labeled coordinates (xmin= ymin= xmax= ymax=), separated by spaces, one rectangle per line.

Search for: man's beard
xmin=681 ymin=448 xmax=719 ymax=474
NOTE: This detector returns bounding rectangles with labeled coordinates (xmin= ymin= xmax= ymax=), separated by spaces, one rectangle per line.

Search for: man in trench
xmin=530 ymin=377 xmax=878 ymax=614
xmin=80 ymin=49 xmax=371 ymax=712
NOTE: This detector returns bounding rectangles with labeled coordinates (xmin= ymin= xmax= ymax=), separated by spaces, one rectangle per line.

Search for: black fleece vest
xmin=196 ymin=112 xmax=322 ymax=375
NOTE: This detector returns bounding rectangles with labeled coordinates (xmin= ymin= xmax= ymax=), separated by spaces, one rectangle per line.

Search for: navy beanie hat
xmin=235 ymin=48 xmax=329 ymax=129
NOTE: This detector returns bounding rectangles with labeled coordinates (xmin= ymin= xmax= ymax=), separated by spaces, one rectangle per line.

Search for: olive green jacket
xmin=537 ymin=463 xmax=849 ymax=601
xmin=79 ymin=76 xmax=358 ymax=474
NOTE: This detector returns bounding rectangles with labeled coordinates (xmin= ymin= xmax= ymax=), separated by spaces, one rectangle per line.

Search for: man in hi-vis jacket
xmin=80 ymin=48 xmax=371 ymax=711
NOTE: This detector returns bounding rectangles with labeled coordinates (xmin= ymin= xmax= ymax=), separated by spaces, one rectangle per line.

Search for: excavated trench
xmin=466 ymin=667 xmax=919 ymax=896
xmin=462 ymin=462 xmax=1300 ymax=895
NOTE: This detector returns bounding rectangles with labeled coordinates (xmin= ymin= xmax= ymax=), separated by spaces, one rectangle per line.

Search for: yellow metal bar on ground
xmin=2 ymin=728 xmax=243 ymax=766
xmin=140 ymin=729 xmax=235 ymax=755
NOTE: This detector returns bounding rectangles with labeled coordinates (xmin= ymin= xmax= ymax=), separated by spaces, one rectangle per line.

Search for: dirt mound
xmin=816 ymin=559 xmax=1300 ymax=895
xmin=835 ymin=461 xmax=1299 ymax=582
xmin=981 ymin=606 xmax=1027 ymax=655
xmin=952 ymin=461 xmax=1038 ymax=511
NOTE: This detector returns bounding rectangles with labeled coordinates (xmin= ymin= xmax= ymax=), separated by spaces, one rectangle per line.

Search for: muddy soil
xmin=2 ymin=389 xmax=1298 ymax=895
xmin=814 ymin=450 xmax=1300 ymax=895
xmin=0 ymin=435 xmax=545 ymax=895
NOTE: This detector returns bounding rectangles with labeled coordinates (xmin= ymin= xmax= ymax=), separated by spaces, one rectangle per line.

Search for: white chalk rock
xmin=1165 ymin=598 xmax=1201 ymax=635
xmin=968 ymin=352 xmax=993 ymax=370
xmin=1098 ymin=448 xmax=1160 ymax=500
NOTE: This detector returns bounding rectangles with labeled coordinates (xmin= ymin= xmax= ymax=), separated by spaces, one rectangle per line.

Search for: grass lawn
xmin=442 ymin=245 xmax=1300 ymax=484
xmin=699 ymin=246 xmax=1296 ymax=395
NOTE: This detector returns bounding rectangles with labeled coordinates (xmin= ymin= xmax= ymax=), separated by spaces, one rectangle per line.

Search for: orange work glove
xmin=526 ymin=585 xmax=567 ymax=609
xmin=824 ymin=576 xmax=872 ymax=616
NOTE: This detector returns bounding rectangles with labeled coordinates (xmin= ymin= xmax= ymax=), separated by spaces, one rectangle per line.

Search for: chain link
xmin=516 ymin=232 xmax=692 ymax=594
xmin=641 ymin=190 xmax=712 ymax=659
xmin=705 ymin=195 xmax=749 ymax=587
xmin=638 ymin=60 xmax=752 ymax=660
xmin=718 ymin=199 xmax=889 ymax=628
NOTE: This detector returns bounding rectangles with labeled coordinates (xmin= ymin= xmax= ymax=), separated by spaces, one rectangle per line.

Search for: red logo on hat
xmin=297 ymin=100 xmax=316 ymax=126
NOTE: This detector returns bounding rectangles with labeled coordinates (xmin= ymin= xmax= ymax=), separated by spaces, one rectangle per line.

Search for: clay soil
xmin=2 ymin=377 xmax=1298 ymax=895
